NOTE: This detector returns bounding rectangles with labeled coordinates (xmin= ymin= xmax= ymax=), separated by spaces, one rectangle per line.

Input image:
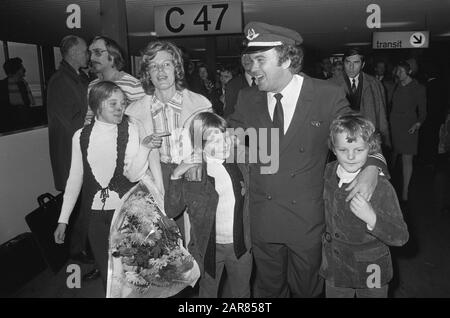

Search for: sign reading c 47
xmin=373 ymin=31 xmax=429 ymax=49
xmin=155 ymin=2 xmax=242 ymax=37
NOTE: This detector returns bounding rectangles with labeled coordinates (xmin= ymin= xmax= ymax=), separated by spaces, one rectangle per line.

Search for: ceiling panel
xmin=1 ymin=0 xmax=449 ymax=57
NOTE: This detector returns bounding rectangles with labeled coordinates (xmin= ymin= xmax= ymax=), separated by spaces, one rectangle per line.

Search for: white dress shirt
xmin=267 ymin=74 xmax=303 ymax=134
xmin=349 ymin=74 xmax=360 ymax=88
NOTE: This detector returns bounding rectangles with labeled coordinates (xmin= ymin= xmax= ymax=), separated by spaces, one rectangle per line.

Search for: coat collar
xmin=59 ymin=60 xmax=85 ymax=84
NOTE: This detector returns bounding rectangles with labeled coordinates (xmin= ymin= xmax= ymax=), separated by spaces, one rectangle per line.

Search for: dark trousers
xmin=67 ymin=195 xmax=88 ymax=256
xmin=88 ymin=209 xmax=114 ymax=289
xmin=325 ymin=280 xmax=388 ymax=298
xmin=161 ymin=162 xmax=185 ymax=239
xmin=199 ymin=243 xmax=252 ymax=298
xmin=252 ymin=240 xmax=323 ymax=298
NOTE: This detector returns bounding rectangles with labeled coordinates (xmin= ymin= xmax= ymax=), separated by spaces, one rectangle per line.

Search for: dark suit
xmin=224 ymin=74 xmax=250 ymax=118
xmin=47 ymin=60 xmax=88 ymax=256
xmin=331 ymin=73 xmax=391 ymax=147
xmin=47 ymin=61 xmax=88 ymax=191
xmin=229 ymin=75 xmax=351 ymax=297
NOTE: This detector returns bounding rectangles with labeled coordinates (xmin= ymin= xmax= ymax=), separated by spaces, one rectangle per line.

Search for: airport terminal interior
xmin=1 ymin=0 xmax=450 ymax=298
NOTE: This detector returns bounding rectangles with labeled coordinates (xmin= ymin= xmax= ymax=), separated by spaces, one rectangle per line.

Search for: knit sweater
xmin=58 ymin=118 xmax=150 ymax=224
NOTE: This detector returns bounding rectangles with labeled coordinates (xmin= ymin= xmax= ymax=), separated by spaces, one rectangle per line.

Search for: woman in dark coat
xmin=390 ymin=61 xmax=427 ymax=201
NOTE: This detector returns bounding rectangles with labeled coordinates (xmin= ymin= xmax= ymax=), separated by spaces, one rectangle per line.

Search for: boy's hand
xmin=185 ymin=164 xmax=203 ymax=182
xmin=345 ymin=165 xmax=378 ymax=202
xmin=171 ymin=162 xmax=201 ymax=180
xmin=350 ymin=193 xmax=377 ymax=229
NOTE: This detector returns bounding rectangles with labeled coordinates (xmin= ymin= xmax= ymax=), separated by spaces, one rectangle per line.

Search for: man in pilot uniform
xmin=229 ymin=22 xmax=387 ymax=297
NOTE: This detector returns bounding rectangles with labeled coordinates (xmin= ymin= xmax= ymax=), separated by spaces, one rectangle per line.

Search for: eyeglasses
xmin=89 ymin=49 xmax=108 ymax=57
xmin=146 ymin=60 xmax=175 ymax=72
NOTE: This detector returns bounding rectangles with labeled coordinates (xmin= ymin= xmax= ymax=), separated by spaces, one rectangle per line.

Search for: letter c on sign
xmin=166 ymin=7 xmax=184 ymax=33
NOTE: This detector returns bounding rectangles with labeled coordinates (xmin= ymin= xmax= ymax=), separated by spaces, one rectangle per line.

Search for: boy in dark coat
xmin=320 ymin=113 xmax=409 ymax=298
xmin=165 ymin=112 xmax=252 ymax=298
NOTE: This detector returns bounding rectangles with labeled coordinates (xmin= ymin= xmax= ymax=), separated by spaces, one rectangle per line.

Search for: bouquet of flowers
xmin=106 ymin=175 xmax=199 ymax=298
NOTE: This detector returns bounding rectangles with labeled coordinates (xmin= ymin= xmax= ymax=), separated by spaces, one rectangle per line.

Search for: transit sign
xmin=373 ymin=31 xmax=429 ymax=49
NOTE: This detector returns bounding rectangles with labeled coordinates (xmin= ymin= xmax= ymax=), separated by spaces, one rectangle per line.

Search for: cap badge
xmin=246 ymin=28 xmax=259 ymax=41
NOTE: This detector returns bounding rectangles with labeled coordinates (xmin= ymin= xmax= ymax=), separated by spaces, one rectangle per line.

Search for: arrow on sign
xmin=412 ymin=35 xmax=423 ymax=45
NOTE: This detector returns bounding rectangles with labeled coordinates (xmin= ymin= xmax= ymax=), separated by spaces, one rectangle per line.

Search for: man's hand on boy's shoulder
xmin=345 ymin=166 xmax=379 ymax=202
xmin=349 ymin=193 xmax=377 ymax=229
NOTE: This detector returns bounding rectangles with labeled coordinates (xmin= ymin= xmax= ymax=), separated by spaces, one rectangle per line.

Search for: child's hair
xmin=189 ymin=112 xmax=228 ymax=152
xmin=328 ymin=113 xmax=381 ymax=154
xmin=88 ymin=81 xmax=124 ymax=115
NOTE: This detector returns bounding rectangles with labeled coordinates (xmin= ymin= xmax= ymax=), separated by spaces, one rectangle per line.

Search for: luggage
xmin=0 ymin=232 xmax=47 ymax=297
xmin=25 ymin=193 xmax=70 ymax=273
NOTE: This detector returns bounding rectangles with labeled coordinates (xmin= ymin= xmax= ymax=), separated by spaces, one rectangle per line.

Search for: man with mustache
xmin=84 ymin=36 xmax=145 ymax=124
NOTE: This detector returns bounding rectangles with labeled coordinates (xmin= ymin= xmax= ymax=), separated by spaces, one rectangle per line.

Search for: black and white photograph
xmin=1 ymin=0 xmax=450 ymax=301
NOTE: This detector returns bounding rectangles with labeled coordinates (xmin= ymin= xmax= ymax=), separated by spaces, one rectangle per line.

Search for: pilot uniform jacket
xmin=320 ymin=161 xmax=409 ymax=288
xmin=229 ymin=76 xmax=351 ymax=246
xmin=164 ymin=153 xmax=251 ymax=278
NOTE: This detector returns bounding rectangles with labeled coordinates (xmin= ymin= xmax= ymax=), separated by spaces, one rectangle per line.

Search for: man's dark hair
xmin=91 ymin=36 xmax=126 ymax=71
xmin=343 ymin=47 xmax=365 ymax=64
xmin=3 ymin=57 xmax=24 ymax=76
xmin=274 ymin=44 xmax=304 ymax=74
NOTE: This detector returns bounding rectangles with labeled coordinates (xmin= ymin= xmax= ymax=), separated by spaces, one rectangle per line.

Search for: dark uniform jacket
xmin=229 ymin=76 xmax=351 ymax=246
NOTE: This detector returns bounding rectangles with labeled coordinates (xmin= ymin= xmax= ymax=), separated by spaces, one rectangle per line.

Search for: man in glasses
xmin=84 ymin=36 xmax=145 ymax=124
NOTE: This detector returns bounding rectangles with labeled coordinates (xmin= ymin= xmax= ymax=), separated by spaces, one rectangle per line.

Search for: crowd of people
xmin=44 ymin=20 xmax=450 ymax=298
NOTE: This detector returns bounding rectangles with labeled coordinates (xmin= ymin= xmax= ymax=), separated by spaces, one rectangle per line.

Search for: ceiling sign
xmin=373 ymin=31 xmax=429 ymax=49
xmin=154 ymin=1 xmax=242 ymax=37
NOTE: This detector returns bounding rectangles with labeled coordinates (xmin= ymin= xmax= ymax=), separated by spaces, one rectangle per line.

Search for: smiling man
xmin=228 ymin=22 xmax=388 ymax=298
xmin=84 ymin=36 xmax=145 ymax=124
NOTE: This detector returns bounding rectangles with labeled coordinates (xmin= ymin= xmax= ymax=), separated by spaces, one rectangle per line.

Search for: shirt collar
xmin=94 ymin=117 xmax=118 ymax=128
xmin=152 ymin=90 xmax=183 ymax=107
xmin=350 ymin=73 xmax=360 ymax=82
xmin=205 ymin=154 xmax=225 ymax=165
xmin=268 ymin=74 xmax=297 ymax=100
xmin=336 ymin=164 xmax=360 ymax=188
xmin=244 ymin=72 xmax=253 ymax=86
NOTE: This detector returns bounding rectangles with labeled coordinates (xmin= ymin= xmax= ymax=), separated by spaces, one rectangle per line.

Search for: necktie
xmin=273 ymin=93 xmax=284 ymax=136
xmin=251 ymin=77 xmax=257 ymax=87
xmin=351 ymin=78 xmax=357 ymax=94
